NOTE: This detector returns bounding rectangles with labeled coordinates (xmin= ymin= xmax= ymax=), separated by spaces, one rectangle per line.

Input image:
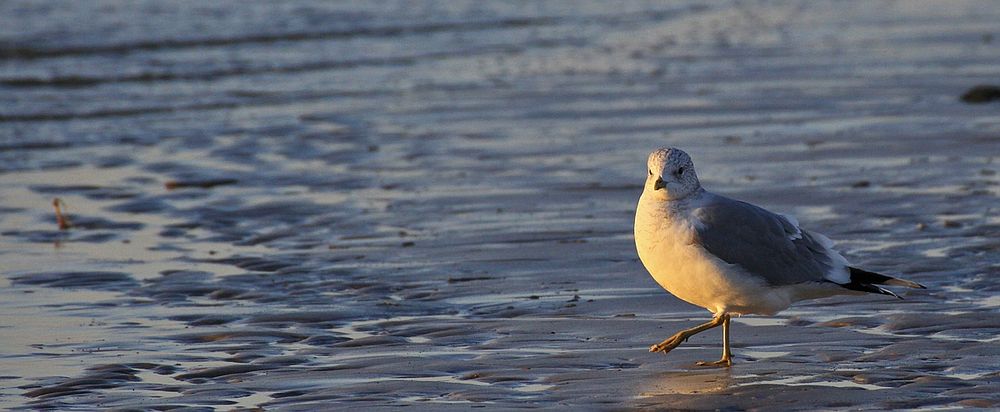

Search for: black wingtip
xmin=849 ymin=267 xmax=926 ymax=289
xmin=836 ymin=280 xmax=902 ymax=298
xmin=837 ymin=267 xmax=920 ymax=298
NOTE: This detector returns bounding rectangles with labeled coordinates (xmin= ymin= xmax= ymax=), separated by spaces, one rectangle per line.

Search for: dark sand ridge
xmin=1 ymin=0 xmax=998 ymax=410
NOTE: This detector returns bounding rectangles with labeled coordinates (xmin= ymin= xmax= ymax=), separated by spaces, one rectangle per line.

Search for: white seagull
xmin=634 ymin=147 xmax=924 ymax=367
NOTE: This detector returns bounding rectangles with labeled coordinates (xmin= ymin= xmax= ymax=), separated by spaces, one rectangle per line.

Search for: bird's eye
xmin=676 ymin=167 xmax=685 ymax=176
xmin=648 ymin=169 xmax=653 ymax=176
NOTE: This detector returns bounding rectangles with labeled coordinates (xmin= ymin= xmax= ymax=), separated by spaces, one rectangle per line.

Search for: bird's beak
xmin=654 ymin=177 xmax=666 ymax=190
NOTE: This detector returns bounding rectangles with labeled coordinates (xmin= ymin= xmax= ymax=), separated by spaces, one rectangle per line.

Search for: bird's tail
xmin=840 ymin=267 xmax=926 ymax=299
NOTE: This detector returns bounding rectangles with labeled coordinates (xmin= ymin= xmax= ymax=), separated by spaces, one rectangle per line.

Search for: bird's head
xmin=645 ymin=147 xmax=701 ymax=200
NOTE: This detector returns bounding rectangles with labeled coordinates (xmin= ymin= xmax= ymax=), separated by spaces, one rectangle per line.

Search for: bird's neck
xmin=639 ymin=187 xmax=707 ymax=221
xmin=642 ymin=186 xmax=705 ymax=207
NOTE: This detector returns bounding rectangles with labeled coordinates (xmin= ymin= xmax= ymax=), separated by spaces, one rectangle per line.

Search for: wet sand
xmin=2 ymin=1 xmax=999 ymax=410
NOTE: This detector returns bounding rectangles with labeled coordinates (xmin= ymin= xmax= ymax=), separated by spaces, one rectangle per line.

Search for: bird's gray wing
xmin=691 ymin=194 xmax=841 ymax=286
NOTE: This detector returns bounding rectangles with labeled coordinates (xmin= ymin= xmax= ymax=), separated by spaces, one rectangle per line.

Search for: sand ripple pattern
xmin=1 ymin=0 xmax=999 ymax=409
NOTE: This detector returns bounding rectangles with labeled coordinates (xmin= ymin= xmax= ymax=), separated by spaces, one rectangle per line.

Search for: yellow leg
xmin=649 ymin=314 xmax=726 ymax=355
xmin=695 ymin=314 xmax=732 ymax=367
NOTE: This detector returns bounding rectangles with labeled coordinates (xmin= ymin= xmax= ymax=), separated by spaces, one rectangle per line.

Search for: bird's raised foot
xmin=648 ymin=334 xmax=687 ymax=354
xmin=695 ymin=358 xmax=732 ymax=368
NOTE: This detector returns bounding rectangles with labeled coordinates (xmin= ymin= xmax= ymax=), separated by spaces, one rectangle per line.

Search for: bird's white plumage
xmin=636 ymin=148 xmax=925 ymax=365
xmin=634 ymin=148 xmax=856 ymax=316
xmin=638 ymin=196 xmax=795 ymax=315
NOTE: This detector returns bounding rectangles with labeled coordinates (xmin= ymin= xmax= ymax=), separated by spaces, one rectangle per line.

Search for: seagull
xmin=634 ymin=147 xmax=924 ymax=367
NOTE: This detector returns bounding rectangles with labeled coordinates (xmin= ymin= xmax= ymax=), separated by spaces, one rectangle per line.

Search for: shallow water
xmin=2 ymin=0 xmax=999 ymax=410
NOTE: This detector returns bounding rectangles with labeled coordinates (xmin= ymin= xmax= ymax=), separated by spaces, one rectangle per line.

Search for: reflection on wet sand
xmin=639 ymin=368 xmax=735 ymax=396
xmin=2 ymin=0 xmax=999 ymax=409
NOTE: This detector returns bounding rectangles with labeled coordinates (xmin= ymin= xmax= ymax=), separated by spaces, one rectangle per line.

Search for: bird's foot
xmin=649 ymin=334 xmax=687 ymax=354
xmin=695 ymin=358 xmax=732 ymax=368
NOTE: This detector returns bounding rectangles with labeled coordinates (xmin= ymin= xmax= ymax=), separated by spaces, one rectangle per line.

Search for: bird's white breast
xmin=634 ymin=193 xmax=793 ymax=315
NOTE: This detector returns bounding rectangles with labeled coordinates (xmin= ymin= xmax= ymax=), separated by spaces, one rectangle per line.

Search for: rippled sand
xmin=1 ymin=1 xmax=999 ymax=410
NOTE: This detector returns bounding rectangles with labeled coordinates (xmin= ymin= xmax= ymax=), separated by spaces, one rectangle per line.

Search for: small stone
xmin=960 ymin=85 xmax=1000 ymax=103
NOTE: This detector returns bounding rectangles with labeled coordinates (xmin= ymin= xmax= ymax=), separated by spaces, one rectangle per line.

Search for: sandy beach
xmin=1 ymin=1 xmax=998 ymax=409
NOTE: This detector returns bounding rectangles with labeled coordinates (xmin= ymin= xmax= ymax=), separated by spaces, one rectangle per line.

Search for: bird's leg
xmin=696 ymin=314 xmax=733 ymax=367
xmin=649 ymin=313 xmax=726 ymax=355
